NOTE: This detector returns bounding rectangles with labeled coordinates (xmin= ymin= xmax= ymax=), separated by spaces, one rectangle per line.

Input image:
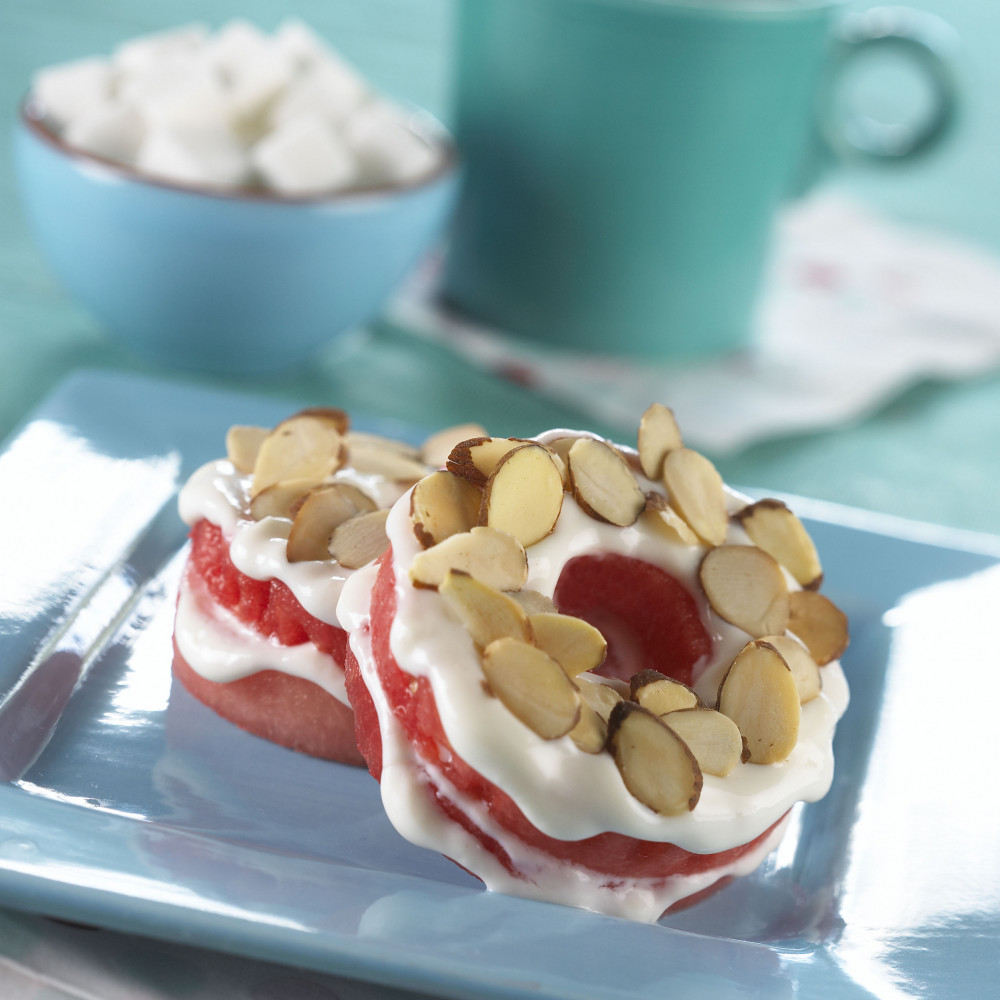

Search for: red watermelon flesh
xmin=173 ymin=519 xmax=362 ymax=764
xmin=552 ymin=553 xmax=712 ymax=686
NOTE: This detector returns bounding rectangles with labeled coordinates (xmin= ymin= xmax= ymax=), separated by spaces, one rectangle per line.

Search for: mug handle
xmin=819 ymin=5 xmax=960 ymax=163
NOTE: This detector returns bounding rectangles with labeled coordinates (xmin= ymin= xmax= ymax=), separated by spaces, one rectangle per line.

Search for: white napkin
xmin=390 ymin=192 xmax=1000 ymax=453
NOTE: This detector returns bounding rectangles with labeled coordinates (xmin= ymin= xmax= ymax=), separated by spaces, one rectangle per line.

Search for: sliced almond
xmin=439 ymin=570 xmax=532 ymax=649
xmin=717 ymin=640 xmax=801 ymax=764
xmin=421 ymin=423 xmax=488 ymax=469
xmin=568 ymin=699 xmax=609 ymax=754
xmin=607 ymin=702 xmax=702 ymax=815
xmin=248 ymin=477 xmax=320 ymax=521
xmin=736 ymin=499 xmax=823 ymax=589
xmin=642 ymin=493 xmax=700 ymax=546
xmin=286 ymin=482 xmax=376 ymax=563
xmin=699 ymin=544 xmax=790 ymax=637
xmin=662 ymin=448 xmax=728 ymax=547
xmin=410 ymin=469 xmax=482 ymax=548
xmin=292 ymin=406 xmax=350 ymax=434
xmin=662 ymin=708 xmax=747 ymax=777
xmin=788 ymin=591 xmax=849 ymax=665
xmin=763 ymin=633 xmax=822 ymax=703
xmin=630 ymin=670 xmax=702 ymax=715
xmin=508 ymin=589 xmax=557 ymax=615
xmin=447 ymin=437 xmax=529 ymax=486
xmin=481 ymin=637 xmax=581 ymax=740
xmin=345 ymin=430 xmax=420 ymax=457
xmin=576 ymin=674 xmax=625 ymax=722
xmin=637 ymin=404 xmax=683 ymax=480
xmin=251 ymin=415 xmax=346 ymax=497
xmin=408 ymin=526 xmax=528 ymax=591
xmin=347 ymin=441 xmax=429 ymax=483
xmin=329 ymin=508 xmax=390 ymax=569
xmin=567 ymin=437 xmax=645 ymax=527
xmin=527 ymin=612 xmax=607 ymax=677
xmin=226 ymin=424 xmax=269 ymax=474
xmin=479 ymin=443 xmax=564 ymax=547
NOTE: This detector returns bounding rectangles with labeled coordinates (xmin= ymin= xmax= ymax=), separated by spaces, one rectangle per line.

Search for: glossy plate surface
xmin=1 ymin=370 xmax=998 ymax=999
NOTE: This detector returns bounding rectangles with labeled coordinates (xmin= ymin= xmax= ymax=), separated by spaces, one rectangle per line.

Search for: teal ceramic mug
xmin=442 ymin=0 xmax=959 ymax=358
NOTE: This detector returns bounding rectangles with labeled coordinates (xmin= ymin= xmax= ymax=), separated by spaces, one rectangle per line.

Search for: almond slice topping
xmin=251 ymin=415 xmax=346 ymax=497
xmin=576 ymin=674 xmax=625 ymax=722
xmin=662 ymin=708 xmax=747 ymax=777
xmin=717 ymin=640 xmax=801 ymax=764
xmin=699 ymin=544 xmax=790 ymax=637
xmin=607 ymin=702 xmax=702 ymax=816
xmin=787 ymin=590 xmax=849 ymax=665
xmin=421 ymin=423 xmax=488 ymax=469
xmin=347 ymin=442 xmax=429 ymax=483
xmin=637 ymin=403 xmax=683 ymax=480
xmin=329 ymin=508 xmax=390 ymax=569
xmin=568 ymin=700 xmax=609 ymax=754
xmin=630 ymin=670 xmax=702 ymax=715
xmin=248 ymin=477 xmax=320 ymax=521
xmin=226 ymin=425 xmax=269 ymax=474
xmin=447 ymin=437 xmax=529 ymax=486
xmin=662 ymin=448 xmax=728 ymax=547
xmin=508 ymin=589 xmax=558 ymax=615
xmin=293 ymin=406 xmax=350 ymax=433
xmin=410 ymin=469 xmax=482 ymax=548
xmin=439 ymin=570 xmax=532 ymax=649
xmin=527 ymin=612 xmax=607 ymax=677
xmin=736 ymin=499 xmax=823 ymax=590
xmin=762 ymin=634 xmax=822 ymax=704
xmin=567 ymin=437 xmax=645 ymax=527
xmin=479 ymin=443 xmax=564 ymax=546
xmin=286 ymin=482 xmax=377 ymax=563
xmin=641 ymin=493 xmax=700 ymax=546
xmin=408 ymin=526 xmax=528 ymax=591
xmin=481 ymin=637 xmax=581 ymax=740
xmin=345 ymin=430 xmax=419 ymax=457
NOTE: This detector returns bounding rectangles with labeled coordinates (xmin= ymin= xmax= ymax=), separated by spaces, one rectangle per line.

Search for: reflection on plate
xmin=1 ymin=370 xmax=999 ymax=999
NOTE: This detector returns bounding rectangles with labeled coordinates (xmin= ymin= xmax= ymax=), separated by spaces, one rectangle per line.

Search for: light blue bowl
xmin=15 ymin=105 xmax=458 ymax=374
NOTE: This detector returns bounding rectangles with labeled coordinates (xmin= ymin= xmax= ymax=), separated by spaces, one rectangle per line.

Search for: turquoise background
xmin=1 ymin=0 xmax=999 ymax=535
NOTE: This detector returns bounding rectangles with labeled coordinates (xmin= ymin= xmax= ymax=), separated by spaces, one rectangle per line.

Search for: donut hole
xmin=552 ymin=553 xmax=711 ymax=686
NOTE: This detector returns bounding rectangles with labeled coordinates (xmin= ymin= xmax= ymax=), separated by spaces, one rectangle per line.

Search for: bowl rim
xmin=19 ymin=97 xmax=457 ymax=206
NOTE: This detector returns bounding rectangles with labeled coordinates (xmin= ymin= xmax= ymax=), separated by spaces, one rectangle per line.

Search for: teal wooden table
xmin=2 ymin=2 xmax=1000 ymax=997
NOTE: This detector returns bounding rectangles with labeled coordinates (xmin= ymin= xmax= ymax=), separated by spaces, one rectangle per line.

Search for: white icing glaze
xmin=175 ymin=573 xmax=347 ymax=701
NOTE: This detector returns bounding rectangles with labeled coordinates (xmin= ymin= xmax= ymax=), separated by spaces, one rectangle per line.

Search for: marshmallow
xmin=274 ymin=19 xmax=332 ymax=72
xmin=64 ymin=101 xmax=145 ymax=163
xmin=270 ymin=55 xmax=369 ymax=130
xmin=251 ymin=115 xmax=357 ymax=195
xmin=113 ymin=23 xmax=209 ymax=75
xmin=31 ymin=57 xmax=114 ymax=130
xmin=136 ymin=123 xmax=249 ymax=188
xmin=344 ymin=101 xmax=440 ymax=185
xmin=28 ymin=19 xmax=443 ymax=195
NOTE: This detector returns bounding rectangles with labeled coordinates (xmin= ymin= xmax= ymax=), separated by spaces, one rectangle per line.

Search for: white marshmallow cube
xmin=208 ymin=19 xmax=293 ymax=122
xmin=274 ymin=18 xmax=332 ymax=72
xmin=251 ymin=115 xmax=357 ymax=195
xmin=112 ymin=23 xmax=209 ymax=76
xmin=270 ymin=55 xmax=369 ymax=131
xmin=344 ymin=102 xmax=440 ymax=185
xmin=136 ymin=123 xmax=249 ymax=188
xmin=123 ymin=56 xmax=232 ymax=133
xmin=64 ymin=101 xmax=145 ymax=163
xmin=31 ymin=57 xmax=114 ymax=130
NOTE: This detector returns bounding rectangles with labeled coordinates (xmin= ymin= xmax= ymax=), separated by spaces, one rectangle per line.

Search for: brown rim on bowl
xmin=20 ymin=97 xmax=457 ymax=205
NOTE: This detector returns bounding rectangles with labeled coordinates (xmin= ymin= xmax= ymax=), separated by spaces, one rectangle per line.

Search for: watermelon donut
xmin=339 ymin=406 xmax=850 ymax=920
xmin=172 ymin=407 xmax=480 ymax=764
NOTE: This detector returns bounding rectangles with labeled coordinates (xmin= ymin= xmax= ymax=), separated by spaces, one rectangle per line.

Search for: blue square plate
xmin=1 ymin=370 xmax=998 ymax=999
